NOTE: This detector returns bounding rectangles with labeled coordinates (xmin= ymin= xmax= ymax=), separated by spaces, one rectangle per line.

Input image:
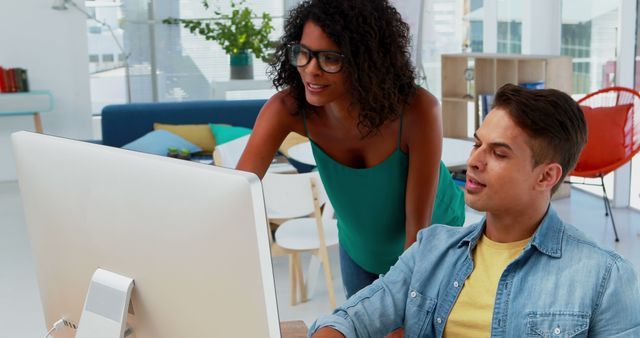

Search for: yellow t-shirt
xmin=443 ymin=234 xmax=530 ymax=338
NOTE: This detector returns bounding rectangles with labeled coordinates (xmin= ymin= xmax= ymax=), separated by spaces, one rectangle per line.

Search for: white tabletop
xmin=287 ymin=138 xmax=474 ymax=168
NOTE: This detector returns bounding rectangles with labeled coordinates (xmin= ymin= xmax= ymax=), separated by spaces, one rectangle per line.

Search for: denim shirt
xmin=309 ymin=207 xmax=640 ymax=337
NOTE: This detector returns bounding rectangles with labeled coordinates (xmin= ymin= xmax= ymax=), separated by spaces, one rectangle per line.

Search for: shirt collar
xmin=458 ymin=205 xmax=564 ymax=258
xmin=529 ymin=206 xmax=563 ymax=257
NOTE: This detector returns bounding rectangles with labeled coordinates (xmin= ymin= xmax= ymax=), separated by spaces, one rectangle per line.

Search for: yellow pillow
xmin=153 ymin=123 xmax=216 ymax=153
xmin=279 ymin=132 xmax=309 ymax=157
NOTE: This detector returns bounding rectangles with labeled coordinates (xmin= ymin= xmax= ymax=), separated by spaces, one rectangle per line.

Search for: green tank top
xmin=304 ymin=111 xmax=465 ymax=274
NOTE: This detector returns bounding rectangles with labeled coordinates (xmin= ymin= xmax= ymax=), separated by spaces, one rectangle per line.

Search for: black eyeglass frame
xmin=287 ymin=43 xmax=346 ymax=74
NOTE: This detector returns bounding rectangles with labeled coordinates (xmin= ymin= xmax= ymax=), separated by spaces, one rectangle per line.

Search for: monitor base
xmin=76 ymin=268 xmax=134 ymax=338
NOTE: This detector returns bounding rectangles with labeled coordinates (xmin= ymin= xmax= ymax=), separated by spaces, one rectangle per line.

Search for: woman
xmin=237 ymin=0 xmax=465 ymax=298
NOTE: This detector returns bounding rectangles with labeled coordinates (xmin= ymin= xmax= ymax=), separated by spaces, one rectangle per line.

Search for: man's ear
xmin=535 ymin=163 xmax=563 ymax=192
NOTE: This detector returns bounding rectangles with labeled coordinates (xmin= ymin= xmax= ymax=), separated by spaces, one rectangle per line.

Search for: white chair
xmin=213 ymin=134 xmax=251 ymax=168
xmin=262 ymin=172 xmax=338 ymax=308
xmin=213 ymin=134 xmax=297 ymax=173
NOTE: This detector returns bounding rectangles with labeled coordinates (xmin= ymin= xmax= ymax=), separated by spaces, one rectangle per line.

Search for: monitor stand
xmin=76 ymin=268 xmax=135 ymax=338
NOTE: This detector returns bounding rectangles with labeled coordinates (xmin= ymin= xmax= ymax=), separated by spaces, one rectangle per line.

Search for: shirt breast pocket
xmin=526 ymin=311 xmax=590 ymax=338
xmin=404 ymin=289 xmax=436 ymax=338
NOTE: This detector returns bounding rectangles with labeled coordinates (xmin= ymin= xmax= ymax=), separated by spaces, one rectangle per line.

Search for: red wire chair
xmin=570 ymin=86 xmax=640 ymax=241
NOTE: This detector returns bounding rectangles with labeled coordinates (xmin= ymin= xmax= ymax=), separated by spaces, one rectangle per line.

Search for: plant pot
xmin=229 ymin=50 xmax=253 ymax=80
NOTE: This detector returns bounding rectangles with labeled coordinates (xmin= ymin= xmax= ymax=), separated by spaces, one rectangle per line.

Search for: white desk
xmin=287 ymin=138 xmax=474 ymax=168
xmin=0 ymin=90 xmax=53 ymax=133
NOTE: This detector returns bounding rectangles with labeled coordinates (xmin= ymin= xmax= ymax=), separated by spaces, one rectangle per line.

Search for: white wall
xmin=483 ymin=0 xmax=497 ymax=53
xmin=0 ymin=0 xmax=92 ymax=182
xmin=522 ymin=0 xmax=561 ymax=55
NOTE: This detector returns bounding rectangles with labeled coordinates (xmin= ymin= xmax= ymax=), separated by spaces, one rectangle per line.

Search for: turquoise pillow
xmin=122 ymin=130 xmax=202 ymax=156
xmin=209 ymin=124 xmax=252 ymax=145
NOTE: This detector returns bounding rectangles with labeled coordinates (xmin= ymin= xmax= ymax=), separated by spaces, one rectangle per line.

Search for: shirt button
xmin=410 ymin=291 xmax=417 ymax=298
xmin=453 ymin=281 xmax=459 ymax=288
xmin=437 ymin=318 xmax=442 ymax=324
xmin=554 ymin=327 xmax=561 ymax=335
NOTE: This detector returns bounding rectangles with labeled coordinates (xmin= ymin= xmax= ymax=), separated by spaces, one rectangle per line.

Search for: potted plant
xmin=163 ymin=0 xmax=274 ymax=80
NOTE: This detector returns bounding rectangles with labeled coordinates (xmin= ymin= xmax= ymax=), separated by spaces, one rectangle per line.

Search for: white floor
xmin=1 ymin=181 xmax=639 ymax=337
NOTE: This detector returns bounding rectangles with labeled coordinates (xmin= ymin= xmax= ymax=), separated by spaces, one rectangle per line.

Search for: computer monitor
xmin=12 ymin=131 xmax=281 ymax=338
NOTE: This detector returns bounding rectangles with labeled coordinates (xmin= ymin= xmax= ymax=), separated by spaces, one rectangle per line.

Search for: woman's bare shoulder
xmin=258 ymin=90 xmax=297 ymax=123
xmin=264 ymin=90 xmax=298 ymax=115
xmin=410 ymin=87 xmax=439 ymax=111
xmin=404 ymin=87 xmax=440 ymax=127
xmin=257 ymin=89 xmax=305 ymax=133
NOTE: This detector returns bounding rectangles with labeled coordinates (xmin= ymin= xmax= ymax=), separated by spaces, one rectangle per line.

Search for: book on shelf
xmin=519 ymin=81 xmax=545 ymax=89
xmin=0 ymin=66 xmax=30 ymax=93
xmin=7 ymin=68 xmax=16 ymax=93
xmin=14 ymin=69 xmax=23 ymax=93
xmin=20 ymin=69 xmax=29 ymax=92
xmin=14 ymin=68 xmax=29 ymax=92
xmin=478 ymin=93 xmax=495 ymax=121
xmin=0 ymin=67 xmax=5 ymax=93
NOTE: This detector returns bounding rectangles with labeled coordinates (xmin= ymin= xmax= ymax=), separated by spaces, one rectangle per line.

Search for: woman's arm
xmin=236 ymin=91 xmax=298 ymax=179
xmin=403 ymin=88 xmax=443 ymax=249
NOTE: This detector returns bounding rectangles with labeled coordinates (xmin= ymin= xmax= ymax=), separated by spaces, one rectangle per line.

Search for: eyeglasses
xmin=288 ymin=43 xmax=345 ymax=74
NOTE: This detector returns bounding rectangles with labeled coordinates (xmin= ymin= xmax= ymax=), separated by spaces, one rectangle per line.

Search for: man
xmin=309 ymin=84 xmax=640 ymax=337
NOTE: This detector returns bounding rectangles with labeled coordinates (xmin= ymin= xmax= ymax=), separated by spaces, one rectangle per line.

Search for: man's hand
xmin=311 ymin=327 xmax=346 ymax=338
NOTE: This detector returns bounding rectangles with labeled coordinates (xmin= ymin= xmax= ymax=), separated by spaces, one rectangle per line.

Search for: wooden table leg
xmin=33 ymin=112 xmax=43 ymax=133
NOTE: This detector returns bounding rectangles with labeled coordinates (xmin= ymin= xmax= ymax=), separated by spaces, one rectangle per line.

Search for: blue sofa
xmin=99 ymin=99 xmax=314 ymax=172
xmin=100 ymin=99 xmax=267 ymax=148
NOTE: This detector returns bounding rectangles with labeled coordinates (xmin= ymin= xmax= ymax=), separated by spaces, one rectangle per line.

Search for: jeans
xmin=339 ymin=245 xmax=379 ymax=299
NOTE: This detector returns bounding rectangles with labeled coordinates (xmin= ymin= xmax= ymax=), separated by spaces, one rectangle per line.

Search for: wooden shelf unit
xmin=441 ymin=53 xmax=572 ymax=138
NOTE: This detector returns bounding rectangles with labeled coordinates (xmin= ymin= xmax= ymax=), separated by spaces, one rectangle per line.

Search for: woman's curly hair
xmin=269 ymin=0 xmax=417 ymax=136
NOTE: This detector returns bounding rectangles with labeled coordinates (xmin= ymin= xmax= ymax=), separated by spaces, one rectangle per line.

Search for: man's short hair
xmin=492 ymin=84 xmax=587 ymax=194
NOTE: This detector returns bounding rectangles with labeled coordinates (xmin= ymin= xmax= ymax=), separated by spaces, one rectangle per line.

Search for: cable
xmin=43 ymin=318 xmax=65 ymax=338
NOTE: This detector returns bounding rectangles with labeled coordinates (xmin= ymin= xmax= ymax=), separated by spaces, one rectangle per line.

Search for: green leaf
xmin=161 ymin=0 xmax=274 ymax=60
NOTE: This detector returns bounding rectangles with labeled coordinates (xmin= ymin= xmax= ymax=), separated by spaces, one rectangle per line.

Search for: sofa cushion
xmin=122 ymin=130 xmax=202 ymax=156
xmin=154 ymin=123 xmax=216 ymax=153
xmin=210 ymin=124 xmax=252 ymax=145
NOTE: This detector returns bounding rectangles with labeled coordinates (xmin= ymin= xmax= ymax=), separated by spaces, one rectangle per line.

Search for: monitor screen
xmin=12 ymin=131 xmax=281 ymax=338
